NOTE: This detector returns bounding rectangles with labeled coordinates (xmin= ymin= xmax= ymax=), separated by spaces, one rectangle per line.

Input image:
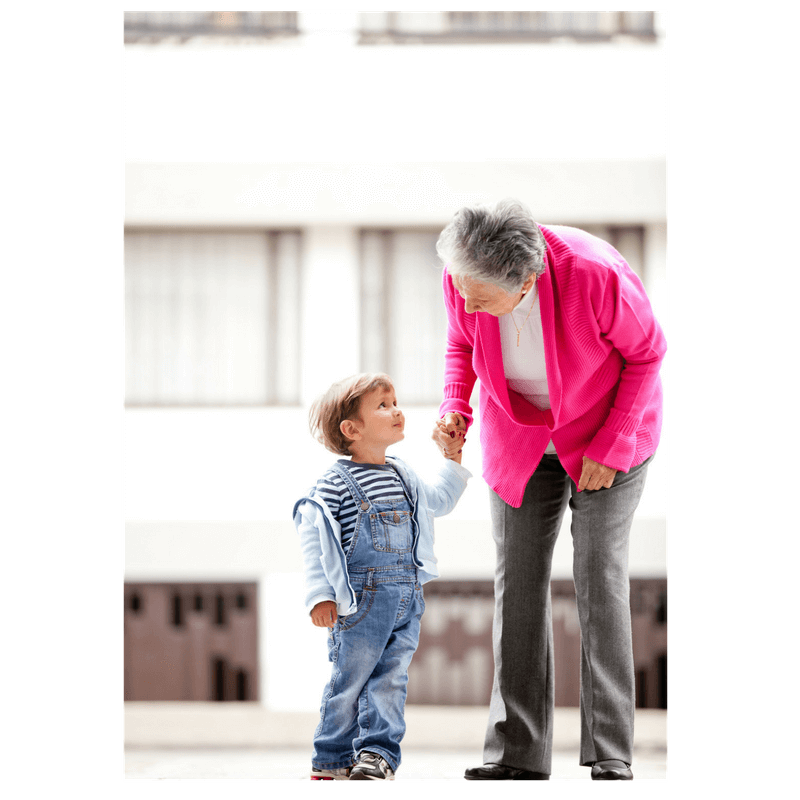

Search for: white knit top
xmin=498 ymin=282 xmax=557 ymax=454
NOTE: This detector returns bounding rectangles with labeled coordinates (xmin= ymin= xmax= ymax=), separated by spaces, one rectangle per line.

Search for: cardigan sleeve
xmin=582 ymin=259 xmax=667 ymax=472
xmin=438 ymin=270 xmax=478 ymax=429
xmin=294 ymin=501 xmax=336 ymax=613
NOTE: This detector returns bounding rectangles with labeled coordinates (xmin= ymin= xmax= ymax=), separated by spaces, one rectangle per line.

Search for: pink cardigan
xmin=439 ymin=224 xmax=666 ymax=508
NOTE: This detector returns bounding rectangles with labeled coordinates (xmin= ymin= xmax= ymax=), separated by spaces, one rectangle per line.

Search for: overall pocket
xmin=339 ymin=587 xmax=375 ymax=631
xmin=370 ymin=509 xmax=413 ymax=553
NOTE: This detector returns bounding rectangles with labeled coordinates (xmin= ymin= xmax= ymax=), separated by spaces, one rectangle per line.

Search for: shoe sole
xmin=464 ymin=777 xmax=537 ymax=780
xmin=310 ymin=773 xmax=350 ymax=780
xmin=465 ymin=772 xmax=550 ymax=780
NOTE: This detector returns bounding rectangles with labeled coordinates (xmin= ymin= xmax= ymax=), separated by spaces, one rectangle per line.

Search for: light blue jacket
xmin=293 ymin=456 xmax=472 ymax=615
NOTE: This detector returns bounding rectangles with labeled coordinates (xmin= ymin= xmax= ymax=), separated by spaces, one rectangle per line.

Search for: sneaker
xmin=349 ymin=751 xmax=395 ymax=781
xmin=310 ymin=766 xmax=351 ymax=780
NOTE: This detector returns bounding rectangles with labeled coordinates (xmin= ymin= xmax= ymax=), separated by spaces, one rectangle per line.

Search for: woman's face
xmin=451 ymin=272 xmax=535 ymax=316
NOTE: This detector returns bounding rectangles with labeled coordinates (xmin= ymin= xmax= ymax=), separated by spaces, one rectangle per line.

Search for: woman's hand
xmin=578 ymin=456 xmax=618 ymax=491
xmin=432 ymin=412 xmax=467 ymax=463
xmin=310 ymin=600 xmax=338 ymax=628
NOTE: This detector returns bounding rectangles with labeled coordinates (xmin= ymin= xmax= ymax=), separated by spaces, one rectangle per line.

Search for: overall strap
xmin=385 ymin=458 xmax=415 ymax=507
xmin=329 ymin=462 xmax=371 ymax=512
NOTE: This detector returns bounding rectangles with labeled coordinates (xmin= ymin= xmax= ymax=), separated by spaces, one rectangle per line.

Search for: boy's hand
xmin=311 ymin=600 xmax=338 ymax=628
xmin=433 ymin=412 xmax=466 ymax=464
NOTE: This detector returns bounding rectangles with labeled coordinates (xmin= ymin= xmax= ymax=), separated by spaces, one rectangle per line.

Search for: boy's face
xmin=350 ymin=386 xmax=405 ymax=449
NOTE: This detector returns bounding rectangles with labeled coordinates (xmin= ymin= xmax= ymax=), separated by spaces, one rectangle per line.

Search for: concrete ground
xmin=125 ymin=703 xmax=666 ymax=780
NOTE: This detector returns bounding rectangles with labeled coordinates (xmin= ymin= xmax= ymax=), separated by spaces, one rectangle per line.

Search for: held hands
xmin=578 ymin=456 xmax=617 ymax=491
xmin=310 ymin=600 xmax=338 ymax=628
xmin=432 ymin=412 xmax=467 ymax=464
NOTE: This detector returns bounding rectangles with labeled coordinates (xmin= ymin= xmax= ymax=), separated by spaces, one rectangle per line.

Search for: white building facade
xmin=124 ymin=11 xmax=667 ymax=712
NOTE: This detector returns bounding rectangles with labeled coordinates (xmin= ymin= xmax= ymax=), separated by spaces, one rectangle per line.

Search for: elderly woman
xmin=432 ymin=200 xmax=665 ymax=781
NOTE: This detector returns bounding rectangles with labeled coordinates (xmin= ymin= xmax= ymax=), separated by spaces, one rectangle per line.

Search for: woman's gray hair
xmin=436 ymin=199 xmax=547 ymax=293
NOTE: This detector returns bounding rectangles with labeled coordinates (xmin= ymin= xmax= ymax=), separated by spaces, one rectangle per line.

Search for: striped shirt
xmin=316 ymin=460 xmax=408 ymax=551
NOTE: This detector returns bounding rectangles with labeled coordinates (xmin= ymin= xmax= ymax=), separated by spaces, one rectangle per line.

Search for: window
xmin=360 ymin=230 xmax=447 ymax=405
xmin=577 ymin=225 xmax=646 ymax=278
xmin=125 ymin=230 xmax=301 ymax=406
xmin=124 ymin=12 xmax=299 ymax=43
xmin=358 ymin=225 xmax=647 ymax=405
xmin=358 ymin=11 xmax=656 ymax=44
xmin=124 ymin=582 xmax=258 ymax=702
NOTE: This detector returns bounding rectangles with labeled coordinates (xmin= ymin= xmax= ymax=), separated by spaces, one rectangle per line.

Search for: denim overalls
xmin=311 ymin=461 xmax=426 ymax=774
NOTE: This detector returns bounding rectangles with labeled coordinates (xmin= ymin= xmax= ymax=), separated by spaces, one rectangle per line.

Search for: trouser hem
xmin=312 ymin=758 xmax=356 ymax=770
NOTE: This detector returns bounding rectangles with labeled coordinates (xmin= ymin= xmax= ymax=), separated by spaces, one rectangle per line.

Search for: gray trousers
xmin=484 ymin=454 xmax=652 ymax=773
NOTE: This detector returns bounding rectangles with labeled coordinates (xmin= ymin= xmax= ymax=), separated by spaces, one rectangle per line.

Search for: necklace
xmin=510 ymin=282 xmax=538 ymax=346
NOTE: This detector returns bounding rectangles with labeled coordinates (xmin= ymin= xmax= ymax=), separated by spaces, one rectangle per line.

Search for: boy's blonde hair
xmin=309 ymin=373 xmax=395 ymax=456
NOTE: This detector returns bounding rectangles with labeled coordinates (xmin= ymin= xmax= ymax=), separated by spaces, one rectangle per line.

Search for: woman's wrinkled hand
xmin=432 ymin=412 xmax=467 ymax=463
xmin=578 ymin=456 xmax=618 ymax=491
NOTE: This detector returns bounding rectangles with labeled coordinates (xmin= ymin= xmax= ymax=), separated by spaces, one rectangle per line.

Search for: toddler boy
xmin=293 ymin=373 xmax=470 ymax=780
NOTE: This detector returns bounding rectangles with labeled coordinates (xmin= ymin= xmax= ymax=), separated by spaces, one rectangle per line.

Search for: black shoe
xmin=591 ymin=760 xmax=633 ymax=780
xmin=464 ymin=763 xmax=549 ymax=780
